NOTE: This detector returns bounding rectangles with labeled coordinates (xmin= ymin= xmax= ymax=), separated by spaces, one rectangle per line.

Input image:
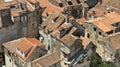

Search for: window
xmin=76 ymin=0 xmax=81 ymax=4
xmin=68 ymin=1 xmax=73 ymax=5
xmin=9 ymin=59 xmax=11 ymax=62
xmin=21 ymin=16 xmax=27 ymax=23
xmin=99 ymin=32 xmax=102 ymax=35
xmin=32 ymin=23 xmax=36 ymax=29
xmin=39 ymin=34 xmax=44 ymax=42
xmin=10 ymin=5 xmax=16 ymax=9
xmin=48 ymin=44 xmax=50 ymax=50
xmin=47 ymin=39 xmax=51 ymax=50
xmin=98 ymin=40 xmax=100 ymax=43
xmin=59 ymin=3 xmax=63 ymax=7
xmin=93 ymin=27 xmax=97 ymax=31
xmin=46 ymin=13 xmax=49 ymax=17
xmin=8 ymin=51 xmax=11 ymax=56
xmin=87 ymin=33 xmax=90 ymax=38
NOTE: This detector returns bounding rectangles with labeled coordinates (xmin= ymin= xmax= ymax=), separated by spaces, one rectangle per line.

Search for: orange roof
xmin=11 ymin=8 xmax=23 ymax=16
xmin=42 ymin=11 xmax=65 ymax=34
xmin=80 ymin=36 xmax=90 ymax=49
xmin=0 ymin=0 xmax=17 ymax=10
xmin=3 ymin=37 xmax=44 ymax=61
xmin=87 ymin=11 xmax=120 ymax=32
xmin=27 ymin=38 xmax=44 ymax=46
xmin=14 ymin=46 xmax=36 ymax=61
xmin=0 ymin=0 xmax=39 ymax=16
xmin=51 ymin=29 xmax=59 ymax=35
xmin=37 ymin=0 xmax=63 ymax=16
xmin=17 ymin=37 xmax=44 ymax=53
xmin=93 ymin=17 xmax=114 ymax=32
xmin=15 ymin=37 xmax=44 ymax=61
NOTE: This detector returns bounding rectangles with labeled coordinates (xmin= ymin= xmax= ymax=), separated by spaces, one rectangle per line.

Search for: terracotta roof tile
xmin=86 ymin=11 xmax=120 ymax=32
xmin=32 ymin=53 xmax=60 ymax=67
xmin=60 ymin=27 xmax=78 ymax=47
xmin=17 ymin=37 xmax=44 ymax=53
xmin=42 ymin=11 xmax=65 ymax=33
xmin=37 ymin=0 xmax=63 ymax=16
xmin=0 ymin=0 xmax=17 ymax=10
xmin=3 ymin=37 xmax=44 ymax=61
xmin=0 ymin=0 xmax=39 ymax=16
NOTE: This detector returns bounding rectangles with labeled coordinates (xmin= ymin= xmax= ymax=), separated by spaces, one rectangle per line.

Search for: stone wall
xmin=0 ymin=8 xmax=41 ymax=52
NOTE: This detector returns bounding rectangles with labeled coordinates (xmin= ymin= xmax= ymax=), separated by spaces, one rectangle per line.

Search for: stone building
xmin=39 ymin=11 xmax=96 ymax=67
xmin=83 ymin=7 xmax=120 ymax=61
xmin=2 ymin=37 xmax=47 ymax=67
xmin=0 ymin=0 xmax=42 ymax=51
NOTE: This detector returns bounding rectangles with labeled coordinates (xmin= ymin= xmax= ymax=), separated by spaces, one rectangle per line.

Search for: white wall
xmin=5 ymin=54 xmax=12 ymax=67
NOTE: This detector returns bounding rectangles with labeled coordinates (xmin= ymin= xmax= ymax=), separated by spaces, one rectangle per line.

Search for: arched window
xmin=87 ymin=33 xmax=90 ymax=38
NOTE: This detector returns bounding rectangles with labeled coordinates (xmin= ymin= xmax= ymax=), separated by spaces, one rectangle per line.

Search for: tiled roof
xmin=60 ymin=27 xmax=79 ymax=47
xmin=0 ymin=0 xmax=39 ymax=16
xmin=86 ymin=11 xmax=120 ymax=32
xmin=0 ymin=0 xmax=17 ymax=10
xmin=42 ymin=11 xmax=65 ymax=34
xmin=37 ymin=0 xmax=63 ymax=17
xmin=3 ymin=39 xmax=21 ymax=53
xmin=51 ymin=22 xmax=72 ymax=36
xmin=32 ymin=53 xmax=60 ymax=67
xmin=3 ymin=37 xmax=44 ymax=61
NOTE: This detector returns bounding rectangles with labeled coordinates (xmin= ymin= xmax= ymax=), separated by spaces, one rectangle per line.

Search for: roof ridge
xmin=25 ymin=46 xmax=36 ymax=61
xmin=24 ymin=38 xmax=35 ymax=46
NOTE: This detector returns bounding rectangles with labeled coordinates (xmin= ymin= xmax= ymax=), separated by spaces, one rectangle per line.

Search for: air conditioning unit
xmin=4 ymin=0 xmax=13 ymax=2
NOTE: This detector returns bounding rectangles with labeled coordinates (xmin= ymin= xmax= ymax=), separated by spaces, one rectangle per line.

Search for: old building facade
xmin=0 ymin=0 xmax=42 ymax=51
xmin=39 ymin=11 xmax=96 ymax=67
xmin=83 ymin=6 xmax=120 ymax=61
xmin=3 ymin=37 xmax=47 ymax=67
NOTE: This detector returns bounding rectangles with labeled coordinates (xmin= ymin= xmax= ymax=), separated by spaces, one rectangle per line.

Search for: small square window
xmin=99 ymin=32 xmax=102 ymax=35
xmin=9 ymin=59 xmax=11 ymax=62
xmin=68 ymin=1 xmax=73 ymax=5
xmin=59 ymin=3 xmax=63 ymax=7
xmin=93 ymin=27 xmax=96 ymax=31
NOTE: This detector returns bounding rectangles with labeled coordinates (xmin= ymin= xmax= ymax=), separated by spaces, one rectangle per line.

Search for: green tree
xmin=91 ymin=53 xmax=116 ymax=67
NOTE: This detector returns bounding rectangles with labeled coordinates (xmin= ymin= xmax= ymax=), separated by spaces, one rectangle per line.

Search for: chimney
xmin=82 ymin=7 xmax=88 ymax=19
xmin=81 ymin=0 xmax=89 ymax=19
